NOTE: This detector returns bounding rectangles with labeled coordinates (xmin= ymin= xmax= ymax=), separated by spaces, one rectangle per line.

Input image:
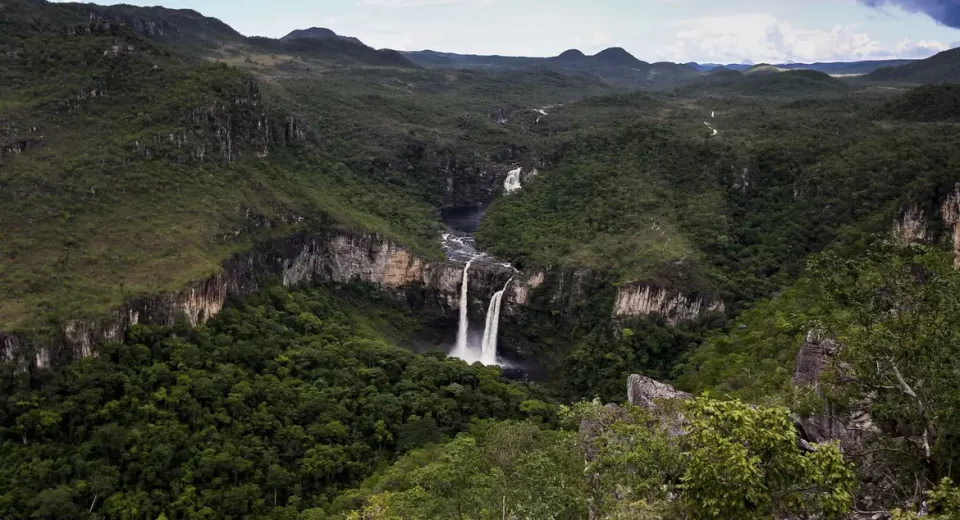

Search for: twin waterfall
xmin=450 ymin=260 xmax=512 ymax=365
xmin=443 ymin=170 xmax=524 ymax=365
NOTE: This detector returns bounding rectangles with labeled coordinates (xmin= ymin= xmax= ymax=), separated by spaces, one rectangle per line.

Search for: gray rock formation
xmin=893 ymin=182 xmax=960 ymax=266
xmin=792 ymin=330 xmax=875 ymax=452
xmin=627 ymin=374 xmax=691 ymax=409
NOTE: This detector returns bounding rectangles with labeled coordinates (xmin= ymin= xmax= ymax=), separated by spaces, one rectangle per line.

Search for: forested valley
xmin=6 ymin=0 xmax=960 ymax=518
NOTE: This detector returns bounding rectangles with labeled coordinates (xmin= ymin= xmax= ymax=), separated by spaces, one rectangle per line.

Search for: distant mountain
xmin=679 ymin=68 xmax=852 ymax=97
xmin=21 ymin=1 xmax=414 ymax=67
xmin=592 ymin=47 xmax=644 ymax=66
xmin=865 ymin=48 xmax=960 ymax=83
xmin=556 ymin=49 xmax=587 ymax=62
xmin=402 ymin=47 xmax=701 ymax=90
xmin=281 ymin=27 xmax=364 ymax=46
xmin=687 ymin=59 xmax=915 ymax=76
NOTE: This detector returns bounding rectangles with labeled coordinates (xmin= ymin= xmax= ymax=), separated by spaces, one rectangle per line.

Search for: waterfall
xmin=504 ymin=168 xmax=522 ymax=193
xmin=451 ymin=259 xmax=474 ymax=359
xmin=480 ymin=278 xmax=512 ymax=365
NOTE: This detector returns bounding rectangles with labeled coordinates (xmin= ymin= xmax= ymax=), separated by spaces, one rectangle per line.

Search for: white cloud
xmin=655 ymin=12 xmax=947 ymax=63
xmin=894 ymin=37 xmax=949 ymax=57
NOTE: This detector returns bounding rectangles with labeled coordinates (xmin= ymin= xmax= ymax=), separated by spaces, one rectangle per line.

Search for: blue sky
xmin=74 ymin=0 xmax=960 ymax=62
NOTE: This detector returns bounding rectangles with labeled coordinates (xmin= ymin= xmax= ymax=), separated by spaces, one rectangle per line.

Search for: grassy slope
xmin=0 ymin=26 xmax=446 ymax=330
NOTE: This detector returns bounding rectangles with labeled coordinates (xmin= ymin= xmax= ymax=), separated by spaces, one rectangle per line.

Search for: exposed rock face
xmin=792 ymin=330 xmax=875 ymax=452
xmin=502 ymin=267 xmax=600 ymax=320
xmin=0 ymin=230 xmax=511 ymax=371
xmin=627 ymin=374 xmax=691 ymax=409
xmin=613 ymin=283 xmax=724 ymax=325
xmin=893 ymin=204 xmax=929 ymax=244
xmin=507 ymin=270 xmax=544 ymax=307
xmin=894 ymin=183 xmax=960 ymax=266
xmin=942 ymin=184 xmax=960 ymax=267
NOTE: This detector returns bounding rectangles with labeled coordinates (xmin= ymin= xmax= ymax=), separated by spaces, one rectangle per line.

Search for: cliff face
xmin=133 ymin=80 xmax=307 ymax=164
xmin=943 ymin=184 xmax=960 ymax=267
xmin=0 ymin=230 xmax=511 ymax=371
xmin=612 ymin=283 xmax=725 ymax=325
xmin=894 ymin=182 xmax=960 ymax=267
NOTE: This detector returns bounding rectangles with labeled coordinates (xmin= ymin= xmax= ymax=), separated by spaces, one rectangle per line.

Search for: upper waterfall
xmin=504 ymin=167 xmax=522 ymax=193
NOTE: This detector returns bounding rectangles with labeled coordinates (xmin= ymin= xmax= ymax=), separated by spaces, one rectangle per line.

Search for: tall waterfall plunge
xmin=480 ymin=278 xmax=512 ymax=365
xmin=450 ymin=259 xmax=474 ymax=360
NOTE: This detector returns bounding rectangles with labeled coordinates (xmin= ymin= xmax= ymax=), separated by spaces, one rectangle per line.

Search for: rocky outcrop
xmin=792 ymin=330 xmax=875 ymax=452
xmin=0 ymin=230 xmax=512 ymax=371
xmin=894 ymin=183 xmax=960 ymax=266
xmin=893 ymin=204 xmax=929 ymax=244
xmin=613 ymin=283 xmax=724 ymax=325
xmin=942 ymin=184 xmax=960 ymax=267
xmin=182 ymin=78 xmax=271 ymax=162
xmin=627 ymin=374 xmax=691 ymax=409
xmin=128 ymin=81 xmax=305 ymax=164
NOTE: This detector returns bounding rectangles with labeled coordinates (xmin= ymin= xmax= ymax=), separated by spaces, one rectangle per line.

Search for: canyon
xmin=0 ymin=227 xmax=724 ymax=372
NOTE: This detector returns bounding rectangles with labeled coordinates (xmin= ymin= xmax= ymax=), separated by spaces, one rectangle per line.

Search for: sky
xmin=67 ymin=0 xmax=960 ymax=63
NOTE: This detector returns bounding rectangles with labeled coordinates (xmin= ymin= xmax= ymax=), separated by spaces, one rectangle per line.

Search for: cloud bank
xmin=862 ymin=0 xmax=960 ymax=29
xmin=655 ymin=13 xmax=949 ymax=63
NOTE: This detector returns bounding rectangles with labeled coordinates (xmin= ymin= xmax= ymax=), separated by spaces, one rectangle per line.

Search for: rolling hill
xmin=865 ymin=47 xmax=960 ymax=83
xmin=280 ymin=26 xmax=364 ymax=46
xmin=678 ymin=68 xmax=852 ymax=97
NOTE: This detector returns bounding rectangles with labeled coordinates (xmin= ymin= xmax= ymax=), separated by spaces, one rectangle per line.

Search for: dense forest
xmin=0 ymin=283 xmax=547 ymax=518
xmin=7 ymin=0 xmax=960 ymax=517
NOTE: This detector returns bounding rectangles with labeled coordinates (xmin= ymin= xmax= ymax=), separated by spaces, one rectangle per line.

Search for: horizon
xmin=54 ymin=0 xmax=960 ymax=63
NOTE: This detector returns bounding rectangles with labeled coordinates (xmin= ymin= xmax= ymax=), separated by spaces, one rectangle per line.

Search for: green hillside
xmin=881 ymin=83 xmax=960 ymax=122
xmin=678 ymin=68 xmax=852 ymax=97
xmin=8 ymin=0 xmax=960 ymax=518
xmin=865 ymin=47 xmax=960 ymax=83
xmin=477 ymin=91 xmax=960 ymax=307
xmin=0 ymin=0 xmax=612 ymax=331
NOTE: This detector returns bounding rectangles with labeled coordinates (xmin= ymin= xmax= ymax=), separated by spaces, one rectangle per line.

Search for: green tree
xmin=681 ymin=398 xmax=854 ymax=520
xmin=811 ymin=245 xmax=960 ymax=483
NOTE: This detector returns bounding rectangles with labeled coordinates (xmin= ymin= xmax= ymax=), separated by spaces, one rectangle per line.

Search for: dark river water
xmin=440 ymin=206 xmax=488 ymax=233
xmin=440 ymin=206 xmax=494 ymax=264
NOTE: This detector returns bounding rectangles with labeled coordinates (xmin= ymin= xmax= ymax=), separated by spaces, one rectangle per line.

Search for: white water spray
xmin=504 ymin=167 xmax=522 ymax=193
xmin=480 ymin=278 xmax=512 ymax=365
xmin=451 ymin=259 xmax=474 ymax=359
